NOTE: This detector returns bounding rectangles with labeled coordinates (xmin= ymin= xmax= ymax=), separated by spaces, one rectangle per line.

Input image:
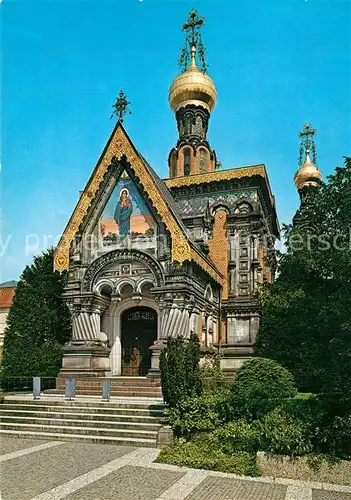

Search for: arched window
xmin=183 ymin=149 xmax=191 ymax=176
xmin=199 ymin=149 xmax=207 ymax=173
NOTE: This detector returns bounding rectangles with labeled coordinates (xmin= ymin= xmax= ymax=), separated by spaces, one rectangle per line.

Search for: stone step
xmin=0 ymin=404 xmax=164 ymax=417
xmin=0 ymin=397 xmax=166 ymax=447
xmin=2 ymin=400 xmax=165 ymax=410
xmin=54 ymin=383 xmax=161 ymax=389
xmin=0 ymin=422 xmax=158 ymax=439
xmin=56 ymin=377 xmax=161 ymax=387
xmin=0 ymin=429 xmax=156 ymax=447
xmin=46 ymin=389 xmax=162 ymax=398
xmin=0 ymin=416 xmax=162 ymax=431
xmin=53 ymin=385 xmax=162 ymax=391
xmin=0 ymin=409 xmax=162 ymax=423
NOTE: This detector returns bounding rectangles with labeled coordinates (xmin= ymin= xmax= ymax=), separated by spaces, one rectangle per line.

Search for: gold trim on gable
xmin=54 ymin=125 xmax=191 ymax=272
xmin=164 ymin=165 xmax=266 ymax=188
xmin=54 ymin=123 xmax=223 ymax=286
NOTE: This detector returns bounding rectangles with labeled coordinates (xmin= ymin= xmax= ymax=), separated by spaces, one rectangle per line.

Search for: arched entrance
xmin=121 ymin=306 xmax=157 ymax=376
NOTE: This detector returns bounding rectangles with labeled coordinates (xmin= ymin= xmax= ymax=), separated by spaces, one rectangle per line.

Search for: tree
xmin=160 ymin=333 xmax=203 ymax=407
xmin=1 ymin=249 xmax=71 ymax=379
xmin=160 ymin=336 xmax=186 ymax=407
xmin=255 ymin=158 xmax=351 ymax=415
xmin=185 ymin=332 xmax=203 ymax=397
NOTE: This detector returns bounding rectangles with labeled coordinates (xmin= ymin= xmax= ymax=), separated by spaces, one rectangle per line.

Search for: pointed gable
xmin=54 ymin=122 xmax=222 ymax=285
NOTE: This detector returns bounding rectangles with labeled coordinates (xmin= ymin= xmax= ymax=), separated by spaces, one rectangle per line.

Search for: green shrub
xmin=199 ymin=352 xmax=225 ymax=392
xmin=160 ymin=336 xmax=184 ymax=406
xmin=230 ymin=358 xmax=297 ymax=420
xmin=157 ymin=439 xmax=260 ymax=476
xmin=164 ymin=391 xmax=228 ymax=439
xmin=2 ymin=249 xmax=70 ymax=379
xmin=273 ymin=395 xmax=350 ymax=459
xmin=211 ymin=419 xmax=262 ymax=454
xmin=279 ymin=394 xmax=326 ymax=428
xmin=1 ymin=341 xmax=64 ymax=382
xmin=160 ymin=333 xmax=203 ymax=407
xmin=186 ymin=332 xmax=203 ymax=396
xmin=260 ymin=408 xmax=313 ymax=457
xmin=318 ymin=415 xmax=351 ymax=460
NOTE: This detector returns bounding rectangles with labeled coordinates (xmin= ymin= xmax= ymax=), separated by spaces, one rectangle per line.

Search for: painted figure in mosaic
xmin=114 ymin=188 xmax=133 ymax=241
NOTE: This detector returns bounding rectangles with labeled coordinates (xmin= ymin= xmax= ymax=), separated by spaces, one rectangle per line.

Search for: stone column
xmin=148 ymin=294 xmax=194 ymax=378
xmin=190 ymin=309 xmax=200 ymax=336
xmin=59 ymin=293 xmax=111 ymax=378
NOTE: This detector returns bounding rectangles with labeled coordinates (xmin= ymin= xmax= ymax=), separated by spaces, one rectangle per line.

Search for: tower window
xmin=170 ymin=152 xmax=177 ymax=177
xmin=183 ymin=149 xmax=191 ymax=176
xmin=199 ymin=149 xmax=207 ymax=173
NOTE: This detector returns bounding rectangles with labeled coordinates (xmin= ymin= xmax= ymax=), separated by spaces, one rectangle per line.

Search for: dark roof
xmin=137 ymin=152 xmax=191 ymax=238
xmin=0 ymin=280 xmax=17 ymax=288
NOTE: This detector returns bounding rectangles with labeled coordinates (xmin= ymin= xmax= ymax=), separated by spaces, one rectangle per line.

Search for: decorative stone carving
xmin=83 ymin=249 xmax=164 ymax=292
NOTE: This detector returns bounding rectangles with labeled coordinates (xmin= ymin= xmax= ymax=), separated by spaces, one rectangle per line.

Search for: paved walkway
xmin=0 ymin=437 xmax=350 ymax=500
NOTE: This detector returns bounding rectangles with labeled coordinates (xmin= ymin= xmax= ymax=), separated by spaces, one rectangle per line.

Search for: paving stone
xmin=0 ymin=437 xmax=50 ymax=456
xmin=0 ymin=440 xmax=131 ymax=500
xmin=185 ymin=476 xmax=287 ymax=500
xmin=65 ymin=465 xmax=184 ymax=500
xmin=0 ymin=437 xmax=349 ymax=500
xmin=313 ymin=490 xmax=351 ymax=500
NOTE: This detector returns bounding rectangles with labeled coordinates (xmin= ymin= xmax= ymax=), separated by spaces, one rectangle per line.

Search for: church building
xmin=54 ymin=11 xmax=280 ymax=379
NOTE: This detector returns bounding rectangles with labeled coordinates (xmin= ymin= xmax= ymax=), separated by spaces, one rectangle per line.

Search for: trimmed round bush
xmin=234 ymin=358 xmax=297 ymax=399
xmin=260 ymin=407 xmax=313 ymax=457
xmin=230 ymin=358 xmax=297 ymax=420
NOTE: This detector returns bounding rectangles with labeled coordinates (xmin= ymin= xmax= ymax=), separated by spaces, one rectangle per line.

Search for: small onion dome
xmin=294 ymin=152 xmax=323 ymax=190
xmin=169 ymin=46 xmax=217 ymax=113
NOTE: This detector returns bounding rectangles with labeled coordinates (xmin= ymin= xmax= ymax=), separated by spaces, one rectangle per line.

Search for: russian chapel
xmin=54 ymin=11 xmax=282 ymax=379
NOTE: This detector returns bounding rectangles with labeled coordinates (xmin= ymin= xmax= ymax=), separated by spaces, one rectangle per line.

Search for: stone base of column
xmin=215 ymin=343 xmax=254 ymax=382
xmin=147 ymin=340 xmax=166 ymax=379
xmin=59 ymin=342 xmax=111 ymax=378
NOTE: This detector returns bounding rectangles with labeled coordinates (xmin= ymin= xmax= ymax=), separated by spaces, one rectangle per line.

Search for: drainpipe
xmin=218 ymin=286 xmax=222 ymax=355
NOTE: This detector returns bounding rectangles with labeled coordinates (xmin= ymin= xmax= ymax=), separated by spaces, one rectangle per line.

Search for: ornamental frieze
xmin=165 ymin=166 xmax=266 ymax=189
xmin=82 ymin=249 xmax=164 ymax=292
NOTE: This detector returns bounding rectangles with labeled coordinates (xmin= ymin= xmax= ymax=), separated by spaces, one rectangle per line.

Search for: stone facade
xmin=168 ymin=170 xmax=278 ymax=375
xmin=55 ymin=122 xmax=278 ymax=379
xmin=55 ymin=24 xmax=279 ymax=378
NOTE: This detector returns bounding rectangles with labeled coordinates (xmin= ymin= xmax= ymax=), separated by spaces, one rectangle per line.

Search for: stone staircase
xmin=49 ymin=376 xmax=163 ymax=399
xmin=0 ymin=398 xmax=165 ymax=447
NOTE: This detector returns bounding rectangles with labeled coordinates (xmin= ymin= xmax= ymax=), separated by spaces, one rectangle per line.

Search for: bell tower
xmin=293 ymin=123 xmax=323 ymax=225
xmin=168 ymin=10 xmax=218 ymax=178
xmin=294 ymin=124 xmax=323 ymax=209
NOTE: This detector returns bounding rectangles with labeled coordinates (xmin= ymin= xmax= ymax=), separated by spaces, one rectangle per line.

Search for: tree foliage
xmin=255 ymin=157 xmax=351 ymax=414
xmin=1 ymin=249 xmax=71 ymax=378
xmin=160 ymin=332 xmax=203 ymax=407
xmin=229 ymin=358 xmax=297 ymax=420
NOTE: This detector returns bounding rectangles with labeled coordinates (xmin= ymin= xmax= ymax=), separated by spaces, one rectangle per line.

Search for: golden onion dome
xmin=169 ymin=46 xmax=217 ymax=113
xmin=294 ymin=152 xmax=323 ymax=190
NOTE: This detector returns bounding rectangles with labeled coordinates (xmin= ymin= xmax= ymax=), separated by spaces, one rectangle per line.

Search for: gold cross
xmin=182 ymin=9 xmax=205 ymax=46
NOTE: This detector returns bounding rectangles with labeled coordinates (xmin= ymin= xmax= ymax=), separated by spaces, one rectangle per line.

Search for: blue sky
xmin=1 ymin=0 xmax=350 ymax=282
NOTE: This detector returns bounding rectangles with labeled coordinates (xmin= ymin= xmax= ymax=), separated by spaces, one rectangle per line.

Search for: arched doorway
xmin=121 ymin=306 xmax=157 ymax=376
